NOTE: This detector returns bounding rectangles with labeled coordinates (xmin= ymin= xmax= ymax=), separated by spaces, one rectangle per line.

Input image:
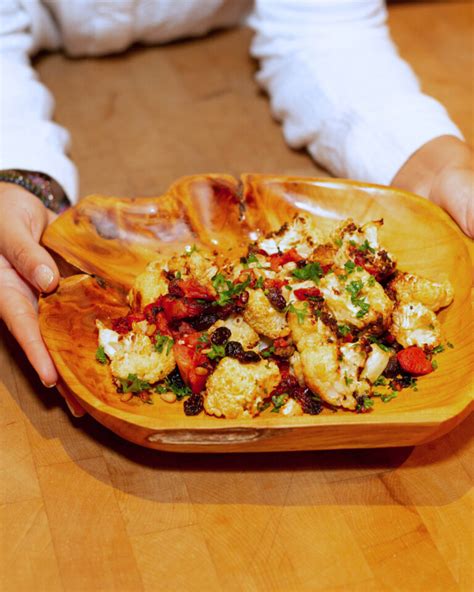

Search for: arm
xmin=249 ymin=0 xmax=473 ymax=236
xmin=0 ymin=2 xmax=77 ymax=389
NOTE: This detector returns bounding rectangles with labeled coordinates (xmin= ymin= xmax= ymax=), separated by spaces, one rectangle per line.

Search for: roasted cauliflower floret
xmin=243 ymin=288 xmax=290 ymax=339
xmin=280 ymin=398 xmax=304 ymax=417
xmin=110 ymin=332 xmax=176 ymax=383
xmin=167 ymin=249 xmax=218 ymax=289
xmin=258 ymin=214 xmax=324 ymax=258
xmin=288 ymin=311 xmax=358 ymax=410
xmin=209 ymin=316 xmax=259 ymax=349
xmin=204 ymin=358 xmax=280 ymax=418
xmin=391 ymin=302 xmax=441 ymax=348
xmin=389 ymin=273 xmax=453 ymax=312
xmin=360 ymin=344 xmax=391 ymax=383
xmin=128 ymin=260 xmax=169 ymax=308
xmin=319 ymin=269 xmax=393 ymax=329
xmin=96 ymin=320 xmax=120 ymax=358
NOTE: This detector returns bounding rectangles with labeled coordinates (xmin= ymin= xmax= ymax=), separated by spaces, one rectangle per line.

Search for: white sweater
xmin=0 ymin=0 xmax=462 ymax=203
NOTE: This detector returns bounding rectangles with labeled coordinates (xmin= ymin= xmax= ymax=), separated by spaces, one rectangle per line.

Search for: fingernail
xmin=41 ymin=379 xmax=56 ymax=388
xmin=34 ymin=264 xmax=54 ymax=292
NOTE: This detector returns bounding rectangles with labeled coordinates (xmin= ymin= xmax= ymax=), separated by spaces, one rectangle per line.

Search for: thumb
xmin=0 ymin=214 xmax=59 ymax=293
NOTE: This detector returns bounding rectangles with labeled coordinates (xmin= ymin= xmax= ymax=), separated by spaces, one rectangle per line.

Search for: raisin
xmin=293 ymin=387 xmax=322 ymax=415
xmin=236 ymin=350 xmax=261 ymax=364
xmin=265 ymin=287 xmax=287 ymax=311
xmin=383 ymin=355 xmax=400 ymax=377
xmin=296 ymin=259 xmax=308 ymax=268
xmin=191 ymin=312 xmax=220 ymax=331
xmin=210 ymin=326 xmax=231 ymax=345
xmin=225 ymin=341 xmax=244 ymax=357
xmin=273 ymin=344 xmax=295 ymax=359
xmin=183 ymin=394 xmax=204 ymax=416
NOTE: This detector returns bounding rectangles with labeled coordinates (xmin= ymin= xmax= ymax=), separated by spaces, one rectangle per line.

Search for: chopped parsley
xmin=284 ymin=284 xmax=293 ymax=291
xmin=346 ymin=279 xmax=370 ymax=318
xmin=337 ymin=324 xmax=351 ymax=337
xmin=207 ymin=343 xmax=226 ymax=361
xmin=356 ymin=395 xmax=374 ymax=412
xmin=432 ymin=344 xmax=445 ymax=354
xmin=286 ymin=302 xmax=308 ymax=325
xmin=373 ymin=376 xmax=387 ymax=387
xmin=95 ymin=345 xmax=107 ymax=364
xmin=292 ymin=262 xmax=324 ymax=284
xmin=431 ymin=359 xmax=438 ymax=370
xmin=212 ymin=273 xmax=251 ymax=306
xmin=334 ymin=238 xmax=343 ymax=247
xmin=241 ymin=252 xmax=259 ymax=268
xmin=119 ymin=374 xmax=151 ymax=394
xmin=344 ymin=260 xmax=356 ymax=274
xmin=261 ymin=346 xmax=275 ymax=359
xmin=358 ymin=239 xmax=376 ymax=254
xmin=367 ymin=276 xmax=376 ymax=287
xmin=154 ymin=334 xmax=174 ymax=355
xmin=271 ymin=393 xmax=288 ymax=413
xmin=373 ymin=391 xmax=397 ymax=403
xmin=344 ymin=373 xmax=353 ymax=386
xmin=156 ymin=371 xmax=191 ymax=400
xmin=255 ymin=276 xmax=265 ymax=289
xmin=367 ymin=335 xmax=392 ymax=352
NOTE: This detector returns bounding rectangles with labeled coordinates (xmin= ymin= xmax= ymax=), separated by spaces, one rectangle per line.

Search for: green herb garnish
xmin=154 ymin=334 xmax=174 ymax=355
xmin=358 ymin=239 xmax=376 ymax=254
xmin=95 ymin=345 xmax=107 ymax=364
xmin=432 ymin=344 xmax=445 ymax=354
xmin=255 ymin=276 xmax=265 ymax=289
xmin=337 ymin=324 xmax=351 ymax=337
xmin=261 ymin=346 xmax=275 ymax=359
xmin=367 ymin=335 xmax=392 ymax=352
xmin=119 ymin=374 xmax=151 ymax=394
xmin=292 ymin=262 xmax=324 ymax=284
xmin=431 ymin=359 xmax=438 ymax=370
xmin=344 ymin=260 xmax=356 ymax=274
xmin=271 ymin=393 xmax=288 ymax=413
xmin=156 ymin=372 xmax=192 ymax=400
xmin=286 ymin=302 xmax=308 ymax=325
xmin=212 ymin=273 xmax=251 ymax=306
xmin=207 ymin=343 xmax=226 ymax=361
xmin=373 ymin=376 xmax=386 ymax=387
xmin=356 ymin=395 xmax=374 ymax=412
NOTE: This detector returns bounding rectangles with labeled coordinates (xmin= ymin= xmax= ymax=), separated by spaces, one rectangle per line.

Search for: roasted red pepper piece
xmin=173 ymin=332 xmax=209 ymax=394
xmin=397 ymin=346 xmax=434 ymax=376
xmin=172 ymin=278 xmax=215 ymax=301
xmin=268 ymin=248 xmax=303 ymax=271
xmin=160 ymin=295 xmax=206 ymax=322
xmin=111 ymin=313 xmax=145 ymax=334
xmin=294 ymin=287 xmax=322 ymax=301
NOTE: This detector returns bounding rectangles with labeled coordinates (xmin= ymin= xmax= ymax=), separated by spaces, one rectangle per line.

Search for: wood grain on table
xmin=1 ymin=2 xmax=473 ymax=590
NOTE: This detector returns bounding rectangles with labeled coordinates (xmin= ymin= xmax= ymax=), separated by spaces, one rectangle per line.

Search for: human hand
xmin=392 ymin=136 xmax=474 ymax=238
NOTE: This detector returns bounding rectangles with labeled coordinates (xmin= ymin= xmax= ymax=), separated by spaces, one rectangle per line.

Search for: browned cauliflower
xmin=243 ymin=288 xmax=290 ymax=339
xmin=389 ymin=273 xmax=453 ymax=311
xmin=204 ymin=357 xmax=280 ymax=418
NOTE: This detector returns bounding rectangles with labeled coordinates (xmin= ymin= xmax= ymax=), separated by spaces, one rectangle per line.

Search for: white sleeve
xmin=0 ymin=0 xmax=78 ymax=202
xmin=248 ymin=0 xmax=463 ymax=185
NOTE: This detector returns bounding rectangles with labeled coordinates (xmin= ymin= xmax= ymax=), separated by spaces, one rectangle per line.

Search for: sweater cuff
xmin=0 ymin=121 xmax=78 ymax=203
xmin=308 ymin=95 xmax=464 ymax=187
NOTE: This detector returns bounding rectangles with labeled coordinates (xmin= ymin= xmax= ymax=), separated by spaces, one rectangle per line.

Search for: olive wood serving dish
xmin=39 ymin=174 xmax=473 ymax=452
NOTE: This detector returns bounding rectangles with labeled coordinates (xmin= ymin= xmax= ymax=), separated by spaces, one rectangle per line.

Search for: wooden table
xmin=1 ymin=2 xmax=472 ymax=590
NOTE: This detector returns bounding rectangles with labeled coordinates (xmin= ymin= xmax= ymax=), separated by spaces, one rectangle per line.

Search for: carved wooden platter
xmin=39 ymin=174 xmax=473 ymax=452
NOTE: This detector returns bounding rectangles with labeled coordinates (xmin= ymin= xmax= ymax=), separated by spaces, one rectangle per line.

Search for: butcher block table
xmin=1 ymin=2 xmax=473 ymax=591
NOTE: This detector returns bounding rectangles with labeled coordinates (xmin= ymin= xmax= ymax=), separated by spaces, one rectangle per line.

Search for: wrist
xmin=391 ymin=136 xmax=472 ymax=200
xmin=0 ymin=169 xmax=70 ymax=214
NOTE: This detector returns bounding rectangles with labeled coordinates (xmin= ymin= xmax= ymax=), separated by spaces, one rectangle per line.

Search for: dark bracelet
xmin=0 ymin=169 xmax=71 ymax=214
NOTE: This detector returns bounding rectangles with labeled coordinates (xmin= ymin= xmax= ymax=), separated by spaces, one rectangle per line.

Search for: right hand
xmin=0 ymin=182 xmax=60 ymax=386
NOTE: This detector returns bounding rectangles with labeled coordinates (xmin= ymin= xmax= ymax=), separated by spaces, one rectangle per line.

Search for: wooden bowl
xmin=39 ymin=174 xmax=473 ymax=452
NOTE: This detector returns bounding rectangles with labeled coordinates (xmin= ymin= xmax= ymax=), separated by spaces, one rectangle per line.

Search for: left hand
xmin=392 ymin=135 xmax=474 ymax=238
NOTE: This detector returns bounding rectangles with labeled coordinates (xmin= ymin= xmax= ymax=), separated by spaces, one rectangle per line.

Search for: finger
xmin=0 ymin=217 xmax=59 ymax=293
xmin=0 ymin=286 xmax=58 ymax=386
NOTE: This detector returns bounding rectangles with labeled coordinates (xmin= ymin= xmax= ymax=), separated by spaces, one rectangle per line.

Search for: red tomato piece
xmin=294 ymin=287 xmax=322 ymax=301
xmin=268 ymin=248 xmax=303 ymax=271
xmin=173 ymin=332 xmax=209 ymax=393
xmin=111 ymin=313 xmax=145 ymax=334
xmin=397 ymin=346 xmax=434 ymax=376
xmin=160 ymin=296 xmax=206 ymax=322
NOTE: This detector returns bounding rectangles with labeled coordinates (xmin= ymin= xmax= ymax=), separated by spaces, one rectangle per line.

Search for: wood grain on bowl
xmin=40 ymin=175 xmax=473 ymax=452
